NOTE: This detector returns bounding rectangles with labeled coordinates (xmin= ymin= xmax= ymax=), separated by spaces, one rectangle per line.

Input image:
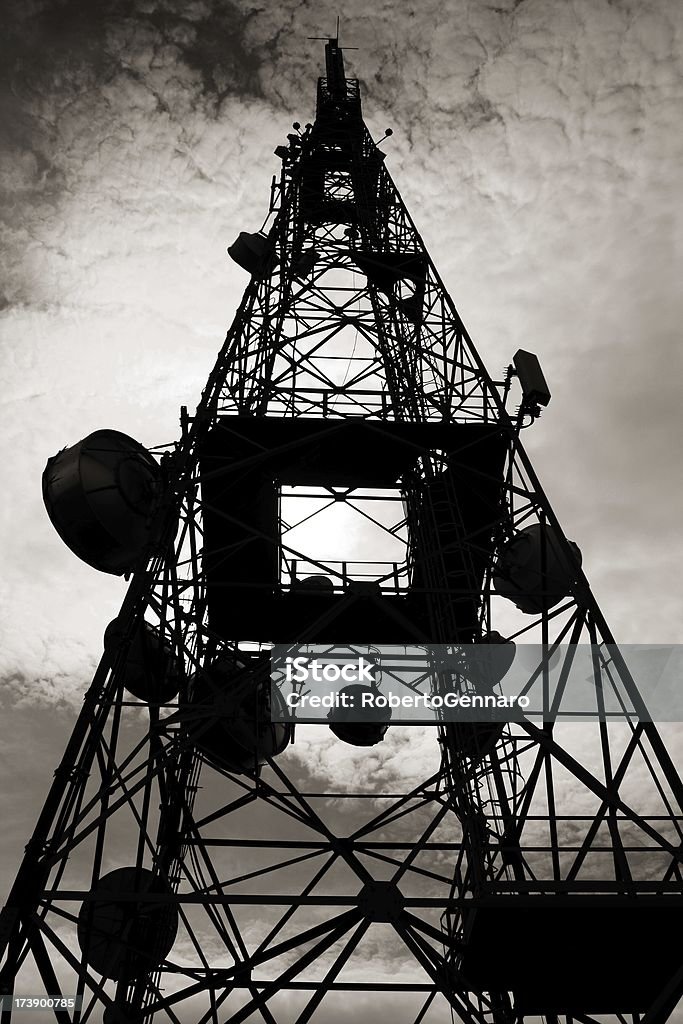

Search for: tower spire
xmin=324 ymin=34 xmax=347 ymax=100
xmin=309 ymin=18 xmax=359 ymax=111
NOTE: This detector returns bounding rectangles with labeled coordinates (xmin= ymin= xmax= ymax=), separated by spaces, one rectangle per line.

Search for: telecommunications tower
xmin=1 ymin=36 xmax=682 ymax=1024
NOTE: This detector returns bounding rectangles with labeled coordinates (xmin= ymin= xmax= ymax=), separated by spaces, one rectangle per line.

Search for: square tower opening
xmin=279 ymin=484 xmax=408 ymax=594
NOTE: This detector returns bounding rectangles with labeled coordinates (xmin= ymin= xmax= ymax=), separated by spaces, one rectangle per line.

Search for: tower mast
xmin=1 ymin=37 xmax=681 ymax=1024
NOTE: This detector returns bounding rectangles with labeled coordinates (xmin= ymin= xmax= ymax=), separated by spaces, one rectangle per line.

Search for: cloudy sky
xmin=1 ymin=0 xmax=682 ymax=1014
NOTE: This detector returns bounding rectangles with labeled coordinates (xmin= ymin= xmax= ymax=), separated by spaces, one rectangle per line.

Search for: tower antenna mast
xmin=1 ymin=36 xmax=681 ymax=1024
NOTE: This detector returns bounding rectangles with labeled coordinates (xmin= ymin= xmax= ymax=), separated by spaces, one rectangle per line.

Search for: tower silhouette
xmin=1 ymin=37 xmax=682 ymax=1024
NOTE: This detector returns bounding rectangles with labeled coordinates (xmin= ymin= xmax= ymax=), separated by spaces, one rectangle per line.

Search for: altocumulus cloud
xmin=0 ymin=0 xmax=681 ymax=918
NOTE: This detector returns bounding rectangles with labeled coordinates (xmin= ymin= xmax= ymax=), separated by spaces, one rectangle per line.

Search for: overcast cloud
xmin=1 ymin=0 xmax=682 ymax=1014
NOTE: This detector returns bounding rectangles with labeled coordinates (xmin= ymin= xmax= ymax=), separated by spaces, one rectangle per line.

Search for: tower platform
xmin=459 ymin=894 xmax=683 ymax=1012
xmin=200 ymin=416 xmax=507 ymax=642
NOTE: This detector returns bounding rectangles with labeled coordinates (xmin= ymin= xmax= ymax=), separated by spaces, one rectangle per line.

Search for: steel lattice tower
xmin=1 ymin=37 xmax=682 ymax=1024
